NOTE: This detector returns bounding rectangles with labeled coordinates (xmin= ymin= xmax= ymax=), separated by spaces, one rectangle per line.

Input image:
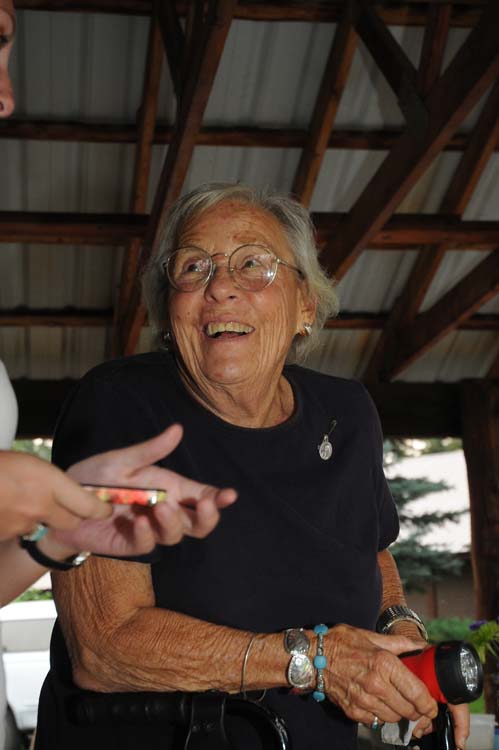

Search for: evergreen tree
xmin=384 ymin=439 xmax=465 ymax=592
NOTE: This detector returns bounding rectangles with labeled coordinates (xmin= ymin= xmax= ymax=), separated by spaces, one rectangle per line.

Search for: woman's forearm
xmin=377 ymin=549 xmax=407 ymax=610
xmin=378 ymin=549 xmax=425 ymax=641
xmin=53 ymin=556 xmax=288 ymax=694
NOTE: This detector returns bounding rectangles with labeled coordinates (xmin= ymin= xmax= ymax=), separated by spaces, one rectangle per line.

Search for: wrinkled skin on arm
xmin=54 ymin=552 xmax=442 ymax=739
xmin=53 ymin=555 xmax=287 ymax=695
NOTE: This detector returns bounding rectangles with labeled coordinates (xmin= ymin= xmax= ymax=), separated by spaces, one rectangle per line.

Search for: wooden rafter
xmin=113 ymin=15 xmax=163 ymax=355
xmin=1 ymin=122 xmax=498 ymax=152
xmin=2 ymin=211 xmax=499 ymax=249
xmin=353 ymin=0 xmax=427 ymax=128
xmin=2 ymin=309 xmax=498 ymax=331
xmin=0 ymin=211 xmax=147 ymax=244
xmin=417 ymin=3 xmax=452 ymax=96
xmin=119 ymin=0 xmax=235 ymax=356
xmin=14 ymin=1 xmax=486 ymax=28
xmin=155 ymin=0 xmax=184 ymax=101
xmin=291 ymin=3 xmax=357 ymax=206
xmin=324 ymin=313 xmax=499 ymax=331
xmin=440 ymin=80 xmax=499 ymax=215
xmin=320 ymin=2 xmax=499 ymax=281
xmin=380 ymin=250 xmax=499 ymax=380
xmin=364 ymin=78 xmax=499 ymax=382
xmin=314 ymin=215 xmax=499 ymax=250
xmin=0 ymin=308 xmax=113 ymax=326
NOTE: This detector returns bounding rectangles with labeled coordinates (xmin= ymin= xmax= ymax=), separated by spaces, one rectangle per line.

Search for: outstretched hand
xmin=55 ymin=423 xmax=237 ymax=557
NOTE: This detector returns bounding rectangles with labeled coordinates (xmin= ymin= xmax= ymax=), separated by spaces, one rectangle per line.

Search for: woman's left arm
xmin=378 ymin=549 xmax=470 ymax=749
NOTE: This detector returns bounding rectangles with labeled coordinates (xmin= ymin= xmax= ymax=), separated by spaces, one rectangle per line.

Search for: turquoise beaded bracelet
xmin=312 ymin=623 xmax=328 ymax=702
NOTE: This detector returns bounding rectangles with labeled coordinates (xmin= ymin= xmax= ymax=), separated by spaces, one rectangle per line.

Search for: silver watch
xmin=376 ymin=605 xmax=428 ymax=641
xmin=283 ymin=628 xmax=315 ymax=690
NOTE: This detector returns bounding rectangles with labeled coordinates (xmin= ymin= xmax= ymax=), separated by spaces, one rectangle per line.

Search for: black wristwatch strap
xmin=19 ymin=537 xmax=91 ymax=571
xmin=376 ymin=605 xmax=428 ymax=641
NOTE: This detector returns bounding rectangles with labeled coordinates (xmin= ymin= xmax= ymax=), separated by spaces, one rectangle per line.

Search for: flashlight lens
xmin=435 ymin=641 xmax=483 ymax=703
xmin=459 ymin=646 xmax=479 ymax=692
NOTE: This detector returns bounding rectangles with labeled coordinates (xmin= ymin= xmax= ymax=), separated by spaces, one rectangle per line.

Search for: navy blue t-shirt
xmin=35 ymin=352 xmax=398 ymax=750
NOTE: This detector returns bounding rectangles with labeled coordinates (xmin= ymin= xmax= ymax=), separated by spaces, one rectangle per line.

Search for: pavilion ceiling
xmin=1 ymin=0 xmax=498 ymax=434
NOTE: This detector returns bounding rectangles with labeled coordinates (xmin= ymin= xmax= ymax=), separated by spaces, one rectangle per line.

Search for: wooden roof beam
xmin=3 ymin=212 xmax=499 ymax=249
xmin=363 ymin=77 xmax=499 ymax=382
xmin=380 ymin=249 xmax=499 ymax=380
xmin=0 ymin=211 xmax=148 ymax=244
xmin=417 ymin=3 xmax=452 ymax=96
xmin=313 ymin=215 xmax=499 ymax=250
xmin=119 ymin=0 xmax=235 ymax=356
xmin=113 ymin=16 xmax=163 ymax=354
xmin=353 ymin=0 xmax=427 ymax=129
xmin=14 ymin=1 xmax=485 ymax=28
xmin=320 ymin=1 xmax=499 ymax=281
xmin=2 ymin=122 xmax=498 ymax=153
xmin=292 ymin=4 xmax=357 ymax=206
xmin=440 ymin=79 xmax=499 ymax=216
xmin=2 ymin=309 xmax=498 ymax=331
xmin=155 ymin=0 xmax=184 ymax=101
xmin=0 ymin=308 xmax=113 ymax=326
xmin=324 ymin=312 xmax=499 ymax=332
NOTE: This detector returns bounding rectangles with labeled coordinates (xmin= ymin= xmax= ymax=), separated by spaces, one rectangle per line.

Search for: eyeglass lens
xmin=167 ymin=245 xmax=277 ymax=292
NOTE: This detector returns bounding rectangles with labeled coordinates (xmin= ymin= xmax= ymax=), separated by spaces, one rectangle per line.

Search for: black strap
xmin=67 ymin=690 xmax=291 ymax=750
xmin=18 ymin=537 xmax=80 ymax=570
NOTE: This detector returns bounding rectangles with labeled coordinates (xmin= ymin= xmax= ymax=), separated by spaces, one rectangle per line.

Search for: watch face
xmin=287 ymin=654 xmax=315 ymax=689
xmin=284 ymin=629 xmax=310 ymax=655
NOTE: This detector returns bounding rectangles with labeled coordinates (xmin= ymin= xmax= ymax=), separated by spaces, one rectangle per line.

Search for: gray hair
xmin=142 ymin=182 xmax=339 ymax=363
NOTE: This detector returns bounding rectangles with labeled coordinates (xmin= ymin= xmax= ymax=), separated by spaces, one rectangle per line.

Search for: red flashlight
xmin=402 ymin=642 xmax=483 ymax=750
xmin=401 ymin=640 xmax=483 ymax=705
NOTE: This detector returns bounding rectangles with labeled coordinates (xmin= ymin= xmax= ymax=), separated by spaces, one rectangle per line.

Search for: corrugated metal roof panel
xmin=336 ymin=250 xmax=418 ymax=312
xmin=1 ymin=10 xmax=497 ymax=387
xmin=420 ymin=251 xmax=490 ymax=311
xmin=398 ymin=330 xmax=498 ymax=382
xmin=304 ymin=329 xmax=380 ymax=380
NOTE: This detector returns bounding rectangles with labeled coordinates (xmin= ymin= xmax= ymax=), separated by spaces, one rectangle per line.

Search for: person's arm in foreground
xmin=55 ymin=551 xmax=437 ymax=732
xmin=0 ymin=425 xmax=236 ymax=607
xmin=378 ymin=549 xmax=470 ymax=749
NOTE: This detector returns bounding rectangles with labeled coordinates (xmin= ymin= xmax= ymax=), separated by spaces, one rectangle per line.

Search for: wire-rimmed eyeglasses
xmin=163 ymin=244 xmax=305 ymax=293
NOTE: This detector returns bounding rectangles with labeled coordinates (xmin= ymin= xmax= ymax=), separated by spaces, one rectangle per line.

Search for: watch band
xmin=283 ymin=628 xmax=315 ymax=690
xmin=376 ymin=605 xmax=428 ymax=641
xmin=19 ymin=537 xmax=91 ymax=571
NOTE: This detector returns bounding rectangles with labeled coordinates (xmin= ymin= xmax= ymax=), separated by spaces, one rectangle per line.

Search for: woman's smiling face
xmin=167 ymin=200 xmax=314 ymax=390
xmin=0 ymin=0 xmax=15 ymax=118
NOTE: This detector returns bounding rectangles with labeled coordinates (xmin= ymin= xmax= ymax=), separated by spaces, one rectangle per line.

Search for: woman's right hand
xmin=322 ymin=624 xmax=438 ymax=728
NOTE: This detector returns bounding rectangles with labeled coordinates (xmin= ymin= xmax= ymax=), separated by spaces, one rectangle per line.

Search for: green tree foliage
xmin=426 ymin=616 xmax=474 ymax=643
xmin=12 ymin=438 xmax=52 ymax=462
xmin=385 ymin=439 xmax=466 ymax=592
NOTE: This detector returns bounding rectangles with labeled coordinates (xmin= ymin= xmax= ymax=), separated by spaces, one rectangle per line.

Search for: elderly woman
xmin=35 ymin=184 xmax=467 ymax=750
